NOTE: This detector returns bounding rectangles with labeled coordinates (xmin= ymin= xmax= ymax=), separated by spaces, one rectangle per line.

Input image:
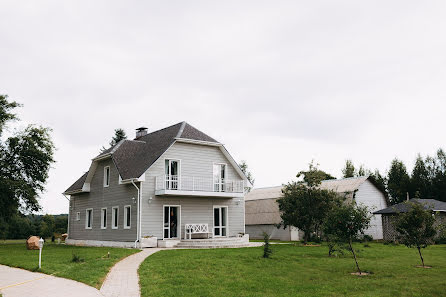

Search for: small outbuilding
xmin=245 ymin=176 xmax=389 ymax=241
xmin=374 ymin=198 xmax=446 ymax=242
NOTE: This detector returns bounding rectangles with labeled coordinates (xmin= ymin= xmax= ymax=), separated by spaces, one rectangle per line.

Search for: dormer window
xmin=104 ymin=166 xmax=110 ymax=187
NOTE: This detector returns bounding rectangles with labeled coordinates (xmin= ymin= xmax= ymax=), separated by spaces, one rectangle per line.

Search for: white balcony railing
xmin=155 ymin=175 xmax=244 ymax=194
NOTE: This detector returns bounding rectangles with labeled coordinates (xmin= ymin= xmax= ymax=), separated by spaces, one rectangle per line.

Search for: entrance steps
xmin=174 ymin=235 xmax=250 ymax=249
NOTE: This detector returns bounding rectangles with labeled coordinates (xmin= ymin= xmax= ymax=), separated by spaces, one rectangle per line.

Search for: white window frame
xmin=112 ymin=206 xmax=119 ymax=229
xmin=124 ymin=205 xmax=131 ymax=229
xmin=213 ymin=205 xmax=228 ymax=237
xmin=104 ymin=166 xmax=110 ymax=187
xmin=162 ymin=205 xmax=181 ymax=239
xmin=213 ymin=163 xmax=227 ymax=192
xmin=101 ymin=207 xmax=107 ymax=229
xmin=85 ymin=208 xmax=93 ymax=229
xmin=164 ymin=159 xmax=181 ymax=190
xmin=76 ymin=212 xmax=80 ymax=221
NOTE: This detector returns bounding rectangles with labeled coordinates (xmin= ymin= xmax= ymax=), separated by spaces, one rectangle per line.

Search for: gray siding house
xmin=245 ymin=176 xmax=389 ymax=241
xmin=64 ymin=122 xmax=249 ymax=248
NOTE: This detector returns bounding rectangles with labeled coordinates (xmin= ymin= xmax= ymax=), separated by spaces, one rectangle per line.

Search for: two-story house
xmin=63 ymin=122 xmax=249 ymax=248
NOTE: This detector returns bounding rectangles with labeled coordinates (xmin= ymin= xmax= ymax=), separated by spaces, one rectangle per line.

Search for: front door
xmin=213 ymin=206 xmax=228 ymax=237
xmin=163 ymin=206 xmax=180 ymax=239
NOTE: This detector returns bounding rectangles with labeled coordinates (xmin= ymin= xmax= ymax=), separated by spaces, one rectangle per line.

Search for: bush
xmin=362 ymin=235 xmax=373 ymax=242
xmin=262 ymin=232 xmax=272 ymax=258
xmin=71 ymin=253 xmax=84 ymax=263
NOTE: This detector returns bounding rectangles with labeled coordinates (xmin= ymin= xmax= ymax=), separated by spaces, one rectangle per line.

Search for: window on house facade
xmin=104 ymin=166 xmax=110 ymax=187
xmin=213 ymin=163 xmax=226 ymax=192
xmin=101 ymin=208 xmax=107 ymax=229
xmin=112 ymin=206 xmax=118 ymax=229
xmin=124 ymin=205 xmax=131 ymax=229
xmin=85 ymin=209 xmax=93 ymax=229
xmin=164 ymin=159 xmax=180 ymax=190
xmin=76 ymin=212 xmax=80 ymax=221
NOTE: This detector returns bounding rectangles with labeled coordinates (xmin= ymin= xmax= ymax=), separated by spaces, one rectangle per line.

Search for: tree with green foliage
xmin=0 ymin=95 xmax=55 ymax=222
xmin=101 ymin=128 xmax=127 ymax=152
xmin=109 ymin=128 xmax=127 ymax=147
xmin=54 ymin=215 xmax=68 ymax=234
xmin=323 ymin=203 xmax=371 ymax=274
xmin=277 ymin=162 xmax=339 ymax=243
xmin=239 ymin=160 xmax=255 ymax=191
xmin=369 ymin=169 xmax=387 ymax=195
xmin=387 ymin=159 xmax=411 ymax=204
xmin=297 ymin=160 xmax=336 ymax=185
xmin=40 ymin=214 xmax=55 ymax=238
xmin=357 ymin=165 xmax=371 ymax=177
xmin=262 ymin=232 xmax=272 ymax=258
xmin=411 ymin=155 xmax=430 ymax=199
xmin=342 ymin=160 xmax=356 ymax=178
xmin=395 ymin=202 xmax=436 ymax=268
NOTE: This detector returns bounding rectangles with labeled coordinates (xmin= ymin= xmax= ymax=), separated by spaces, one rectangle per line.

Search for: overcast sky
xmin=1 ymin=1 xmax=446 ymax=214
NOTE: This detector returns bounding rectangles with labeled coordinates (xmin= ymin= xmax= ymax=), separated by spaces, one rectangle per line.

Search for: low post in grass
xmin=395 ymin=202 xmax=436 ymax=268
xmin=262 ymin=232 xmax=272 ymax=258
xmin=323 ymin=203 xmax=371 ymax=275
xmin=38 ymin=237 xmax=44 ymax=269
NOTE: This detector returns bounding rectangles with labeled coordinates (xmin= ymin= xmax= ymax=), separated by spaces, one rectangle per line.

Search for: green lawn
xmin=0 ymin=240 xmax=139 ymax=288
xmin=139 ymin=243 xmax=446 ymax=297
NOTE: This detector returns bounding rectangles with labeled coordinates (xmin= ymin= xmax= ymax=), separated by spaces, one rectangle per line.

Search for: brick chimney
xmin=135 ymin=127 xmax=148 ymax=138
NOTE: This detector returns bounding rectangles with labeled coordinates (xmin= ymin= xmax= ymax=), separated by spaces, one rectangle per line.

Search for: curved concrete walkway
xmin=0 ymin=265 xmax=102 ymax=297
xmin=100 ymin=248 xmax=161 ymax=297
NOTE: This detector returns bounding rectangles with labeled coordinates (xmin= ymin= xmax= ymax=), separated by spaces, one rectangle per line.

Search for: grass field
xmin=0 ymin=240 xmax=139 ymax=288
xmin=139 ymin=243 xmax=446 ymax=297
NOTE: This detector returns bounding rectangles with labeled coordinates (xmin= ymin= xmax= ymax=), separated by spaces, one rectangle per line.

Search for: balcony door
xmin=165 ymin=159 xmax=180 ymax=190
xmin=213 ymin=206 xmax=228 ymax=237
xmin=213 ymin=163 xmax=226 ymax=192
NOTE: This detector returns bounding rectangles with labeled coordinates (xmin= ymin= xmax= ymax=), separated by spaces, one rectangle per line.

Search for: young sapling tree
xmin=395 ymin=202 xmax=436 ymax=268
xmin=323 ymin=203 xmax=371 ymax=274
xmin=262 ymin=232 xmax=272 ymax=258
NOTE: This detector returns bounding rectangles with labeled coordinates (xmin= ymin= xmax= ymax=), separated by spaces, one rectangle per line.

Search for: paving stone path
xmin=100 ymin=248 xmax=162 ymax=297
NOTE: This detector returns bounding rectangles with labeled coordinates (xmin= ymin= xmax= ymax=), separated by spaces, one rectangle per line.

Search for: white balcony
xmin=155 ymin=175 xmax=245 ymax=198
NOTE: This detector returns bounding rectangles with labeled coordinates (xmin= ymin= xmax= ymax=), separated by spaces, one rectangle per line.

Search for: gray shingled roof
xmin=374 ymin=198 xmax=446 ymax=214
xmin=65 ymin=122 xmax=219 ymax=194
xmin=64 ymin=171 xmax=88 ymax=193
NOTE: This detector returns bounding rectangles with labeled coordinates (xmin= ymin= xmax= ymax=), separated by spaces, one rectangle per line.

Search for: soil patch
xmin=416 ymin=265 xmax=432 ymax=269
xmin=350 ymin=272 xmax=370 ymax=276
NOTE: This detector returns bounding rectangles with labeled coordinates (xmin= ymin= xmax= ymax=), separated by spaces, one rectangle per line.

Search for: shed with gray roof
xmin=374 ymin=198 xmax=446 ymax=241
xmin=245 ymin=176 xmax=388 ymax=241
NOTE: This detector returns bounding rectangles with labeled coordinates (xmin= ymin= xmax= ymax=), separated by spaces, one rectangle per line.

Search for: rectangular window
xmin=76 ymin=212 xmax=80 ymax=221
xmin=85 ymin=209 xmax=93 ymax=229
xmin=213 ymin=163 xmax=226 ymax=192
xmin=124 ymin=205 xmax=131 ymax=229
xmin=104 ymin=166 xmax=110 ymax=187
xmin=112 ymin=206 xmax=118 ymax=229
xmin=101 ymin=208 xmax=107 ymax=229
xmin=165 ymin=159 xmax=180 ymax=190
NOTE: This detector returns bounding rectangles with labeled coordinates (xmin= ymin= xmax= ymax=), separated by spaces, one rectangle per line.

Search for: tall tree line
xmin=0 ymin=214 xmax=67 ymax=240
xmin=342 ymin=149 xmax=446 ymax=204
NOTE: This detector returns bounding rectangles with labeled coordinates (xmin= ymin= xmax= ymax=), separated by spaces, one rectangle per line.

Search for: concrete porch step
xmin=176 ymin=243 xmax=252 ymax=249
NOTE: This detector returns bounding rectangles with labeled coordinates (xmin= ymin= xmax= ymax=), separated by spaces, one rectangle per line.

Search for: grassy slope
xmin=0 ymin=241 xmax=138 ymax=288
xmin=139 ymin=243 xmax=446 ymax=297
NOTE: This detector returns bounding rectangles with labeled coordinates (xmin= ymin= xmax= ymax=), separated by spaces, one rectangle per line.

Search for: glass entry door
xmin=213 ymin=206 xmax=227 ymax=237
xmin=165 ymin=159 xmax=179 ymax=190
xmin=164 ymin=206 xmax=180 ymax=239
